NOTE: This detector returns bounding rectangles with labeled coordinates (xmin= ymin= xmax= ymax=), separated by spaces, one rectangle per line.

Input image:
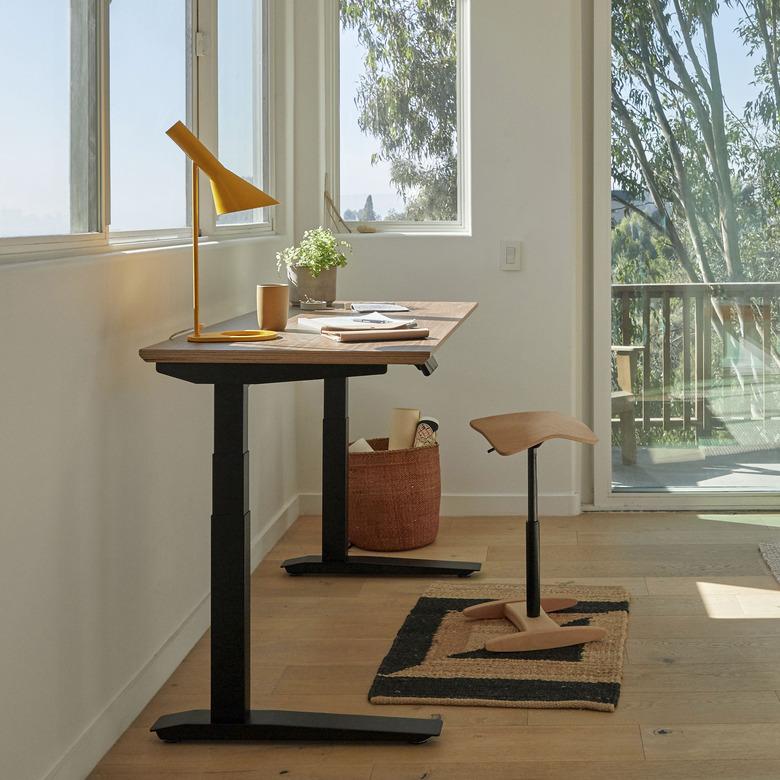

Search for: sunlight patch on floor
xmin=698 ymin=514 xmax=780 ymax=528
xmin=697 ymin=581 xmax=780 ymax=619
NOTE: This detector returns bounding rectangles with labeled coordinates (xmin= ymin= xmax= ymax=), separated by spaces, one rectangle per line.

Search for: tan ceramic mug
xmin=257 ymin=284 xmax=289 ymax=331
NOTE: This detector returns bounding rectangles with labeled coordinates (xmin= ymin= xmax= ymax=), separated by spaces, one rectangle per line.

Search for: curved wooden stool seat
xmin=465 ymin=411 xmax=602 ymax=653
xmin=469 ymin=410 xmax=598 ymax=456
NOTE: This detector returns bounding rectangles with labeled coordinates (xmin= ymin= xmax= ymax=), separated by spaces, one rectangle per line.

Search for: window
xmin=217 ymin=0 xmax=271 ymax=228
xmin=336 ymin=0 xmax=464 ymax=227
xmin=1 ymin=0 xmax=275 ymax=256
xmin=109 ymin=0 xmax=190 ymax=233
xmin=0 ymin=0 xmax=100 ymax=239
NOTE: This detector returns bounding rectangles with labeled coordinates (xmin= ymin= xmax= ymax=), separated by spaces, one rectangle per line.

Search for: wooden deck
xmin=613 ymin=445 xmax=780 ymax=491
xmin=92 ymin=512 xmax=780 ymax=779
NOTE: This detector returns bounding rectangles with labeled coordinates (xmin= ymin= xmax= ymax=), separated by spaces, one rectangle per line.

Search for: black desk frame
xmin=283 ymin=360 xmax=480 ymax=578
xmin=149 ymin=360 xmax=479 ymax=743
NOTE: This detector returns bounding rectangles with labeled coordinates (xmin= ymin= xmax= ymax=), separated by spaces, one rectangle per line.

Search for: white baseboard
xmin=44 ymin=591 xmax=211 ymax=780
xmin=251 ymin=494 xmax=302 ymax=568
xmin=297 ymin=493 xmax=319 ymax=516
xmin=46 ymin=494 xmax=301 ymax=780
xmin=298 ymin=492 xmax=581 ymax=517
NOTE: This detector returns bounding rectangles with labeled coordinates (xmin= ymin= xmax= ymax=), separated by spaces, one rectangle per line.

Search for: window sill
xmin=0 ymin=229 xmax=285 ymax=268
xmin=334 ymin=225 xmax=471 ymax=239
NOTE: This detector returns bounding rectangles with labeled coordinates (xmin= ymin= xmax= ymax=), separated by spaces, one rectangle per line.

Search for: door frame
xmin=591 ymin=0 xmax=780 ymax=510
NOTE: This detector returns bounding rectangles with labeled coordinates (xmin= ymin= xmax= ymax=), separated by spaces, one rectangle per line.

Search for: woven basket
xmin=348 ymin=437 xmax=441 ymax=551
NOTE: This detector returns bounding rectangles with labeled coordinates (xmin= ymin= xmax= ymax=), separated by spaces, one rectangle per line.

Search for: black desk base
xmin=151 ymin=709 xmax=441 ymax=743
xmin=151 ymin=362 xmax=464 ymax=744
xmin=275 ymin=362 xmax=482 ymax=578
xmin=282 ymin=554 xmax=480 ymax=577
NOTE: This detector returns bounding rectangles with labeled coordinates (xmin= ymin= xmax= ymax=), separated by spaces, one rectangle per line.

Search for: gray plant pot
xmin=286 ymin=265 xmax=337 ymax=305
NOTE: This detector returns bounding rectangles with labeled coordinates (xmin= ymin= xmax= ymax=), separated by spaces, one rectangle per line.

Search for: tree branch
xmin=612 ymin=86 xmax=702 ymax=283
xmin=636 ymin=24 xmax=716 ymax=283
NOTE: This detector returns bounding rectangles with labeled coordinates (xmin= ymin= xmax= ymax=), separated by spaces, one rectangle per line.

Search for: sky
xmin=0 ymin=1 xmax=768 ymax=238
xmin=108 ymin=0 xmax=188 ymax=232
xmin=0 ymin=0 xmax=71 ymax=236
xmin=0 ymin=0 xmax=262 ymax=237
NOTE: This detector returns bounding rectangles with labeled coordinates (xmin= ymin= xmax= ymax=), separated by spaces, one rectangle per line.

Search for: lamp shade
xmin=166 ymin=121 xmax=279 ymax=215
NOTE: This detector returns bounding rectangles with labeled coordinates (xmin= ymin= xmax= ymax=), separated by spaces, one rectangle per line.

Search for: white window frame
xmin=0 ymin=0 xmax=278 ymax=264
xmin=325 ymin=0 xmax=470 ymax=235
xmin=591 ymin=0 xmax=780 ymax=510
xmin=0 ymin=0 xmax=109 ymax=260
xmin=191 ymin=0 xmax=277 ymax=240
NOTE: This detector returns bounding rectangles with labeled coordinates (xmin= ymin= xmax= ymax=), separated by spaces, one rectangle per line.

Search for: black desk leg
xmin=212 ymin=383 xmax=252 ymax=722
xmin=282 ymin=377 xmax=481 ymax=578
xmin=322 ymin=376 xmax=349 ymax=564
xmin=151 ymin=383 xmax=442 ymax=743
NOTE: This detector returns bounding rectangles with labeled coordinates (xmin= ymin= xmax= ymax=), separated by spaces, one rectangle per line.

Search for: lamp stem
xmin=192 ymin=162 xmax=200 ymax=337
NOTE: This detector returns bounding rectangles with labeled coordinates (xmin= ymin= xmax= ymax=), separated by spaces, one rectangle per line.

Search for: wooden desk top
xmin=139 ymin=301 xmax=477 ymax=366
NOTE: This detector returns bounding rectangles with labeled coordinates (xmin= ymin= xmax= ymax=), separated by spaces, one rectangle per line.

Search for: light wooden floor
xmin=92 ymin=512 xmax=780 ymax=780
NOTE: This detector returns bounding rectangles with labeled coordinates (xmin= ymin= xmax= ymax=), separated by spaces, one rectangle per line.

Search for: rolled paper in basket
xmin=389 ymin=408 xmax=420 ymax=450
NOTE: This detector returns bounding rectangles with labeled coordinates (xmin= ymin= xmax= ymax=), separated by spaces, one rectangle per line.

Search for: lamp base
xmin=188 ymin=329 xmax=278 ymax=343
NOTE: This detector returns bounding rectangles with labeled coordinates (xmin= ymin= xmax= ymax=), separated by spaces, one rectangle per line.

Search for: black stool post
xmin=525 ymin=445 xmax=541 ymax=618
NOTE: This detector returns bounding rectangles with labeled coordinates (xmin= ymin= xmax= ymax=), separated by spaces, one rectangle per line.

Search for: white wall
xmin=0 ymin=238 xmax=297 ymax=780
xmin=0 ymin=2 xmax=593 ymax=777
xmin=295 ymin=0 xmax=590 ymax=516
xmin=0 ymin=2 xmax=300 ymax=775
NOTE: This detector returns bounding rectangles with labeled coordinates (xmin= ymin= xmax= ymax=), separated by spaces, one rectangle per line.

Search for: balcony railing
xmin=611 ymin=281 xmax=780 ymax=434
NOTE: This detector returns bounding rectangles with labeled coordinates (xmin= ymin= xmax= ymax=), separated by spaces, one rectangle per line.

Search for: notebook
xmin=321 ymin=327 xmax=429 ymax=343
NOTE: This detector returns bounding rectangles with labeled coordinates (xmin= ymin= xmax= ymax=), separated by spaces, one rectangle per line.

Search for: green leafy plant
xmin=276 ymin=227 xmax=351 ymax=278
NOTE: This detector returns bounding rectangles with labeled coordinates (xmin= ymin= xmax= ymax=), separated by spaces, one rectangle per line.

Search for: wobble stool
xmin=465 ymin=411 xmax=605 ymax=652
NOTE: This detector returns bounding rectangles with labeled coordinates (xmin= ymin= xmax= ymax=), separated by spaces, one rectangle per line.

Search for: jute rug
xmin=369 ymin=582 xmax=630 ymax=712
xmin=760 ymin=543 xmax=780 ymax=584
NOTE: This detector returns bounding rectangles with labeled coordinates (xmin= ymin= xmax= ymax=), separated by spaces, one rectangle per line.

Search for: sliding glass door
xmin=603 ymin=0 xmax=780 ymax=498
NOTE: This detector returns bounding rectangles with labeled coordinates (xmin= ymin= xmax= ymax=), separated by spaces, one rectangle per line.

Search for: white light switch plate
xmin=500 ymin=240 xmax=522 ymax=271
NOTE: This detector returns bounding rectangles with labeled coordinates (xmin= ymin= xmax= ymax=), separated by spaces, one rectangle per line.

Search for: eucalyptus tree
xmin=611 ymin=0 xmax=780 ymax=413
xmin=340 ymin=0 xmax=458 ymax=220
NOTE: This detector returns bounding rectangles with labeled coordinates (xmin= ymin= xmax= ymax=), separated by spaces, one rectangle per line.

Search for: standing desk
xmin=139 ymin=301 xmax=479 ymax=743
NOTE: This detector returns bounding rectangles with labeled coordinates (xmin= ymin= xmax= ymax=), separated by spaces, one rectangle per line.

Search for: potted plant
xmin=276 ymin=227 xmax=351 ymax=306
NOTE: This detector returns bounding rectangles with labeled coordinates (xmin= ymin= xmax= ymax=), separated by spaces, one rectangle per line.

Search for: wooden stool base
xmin=463 ymin=598 xmax=607 ymax=652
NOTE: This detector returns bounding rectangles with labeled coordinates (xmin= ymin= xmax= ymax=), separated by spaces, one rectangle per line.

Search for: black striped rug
xmin=369 ymin=582 xmax=629 ymax=711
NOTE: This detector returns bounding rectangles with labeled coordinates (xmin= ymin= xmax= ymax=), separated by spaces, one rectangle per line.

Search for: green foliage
xmin=611 ymin=423 xmax=736 ymax=448
xmin=340 ymin=0 xmax=458 ymax=221
xmin=612 ymin=212 xmax=679 ymax=284
xmin=611 ymin=0 xmax=780 ymax=286
xmin=276 ymin=227 xmax=351 ymax=278
xmin=612 ymin=425 xmax=700 ymax=449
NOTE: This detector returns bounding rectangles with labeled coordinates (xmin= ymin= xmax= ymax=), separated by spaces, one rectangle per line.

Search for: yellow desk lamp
xmin=166 ymin=121 xmax=280 ymax=342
